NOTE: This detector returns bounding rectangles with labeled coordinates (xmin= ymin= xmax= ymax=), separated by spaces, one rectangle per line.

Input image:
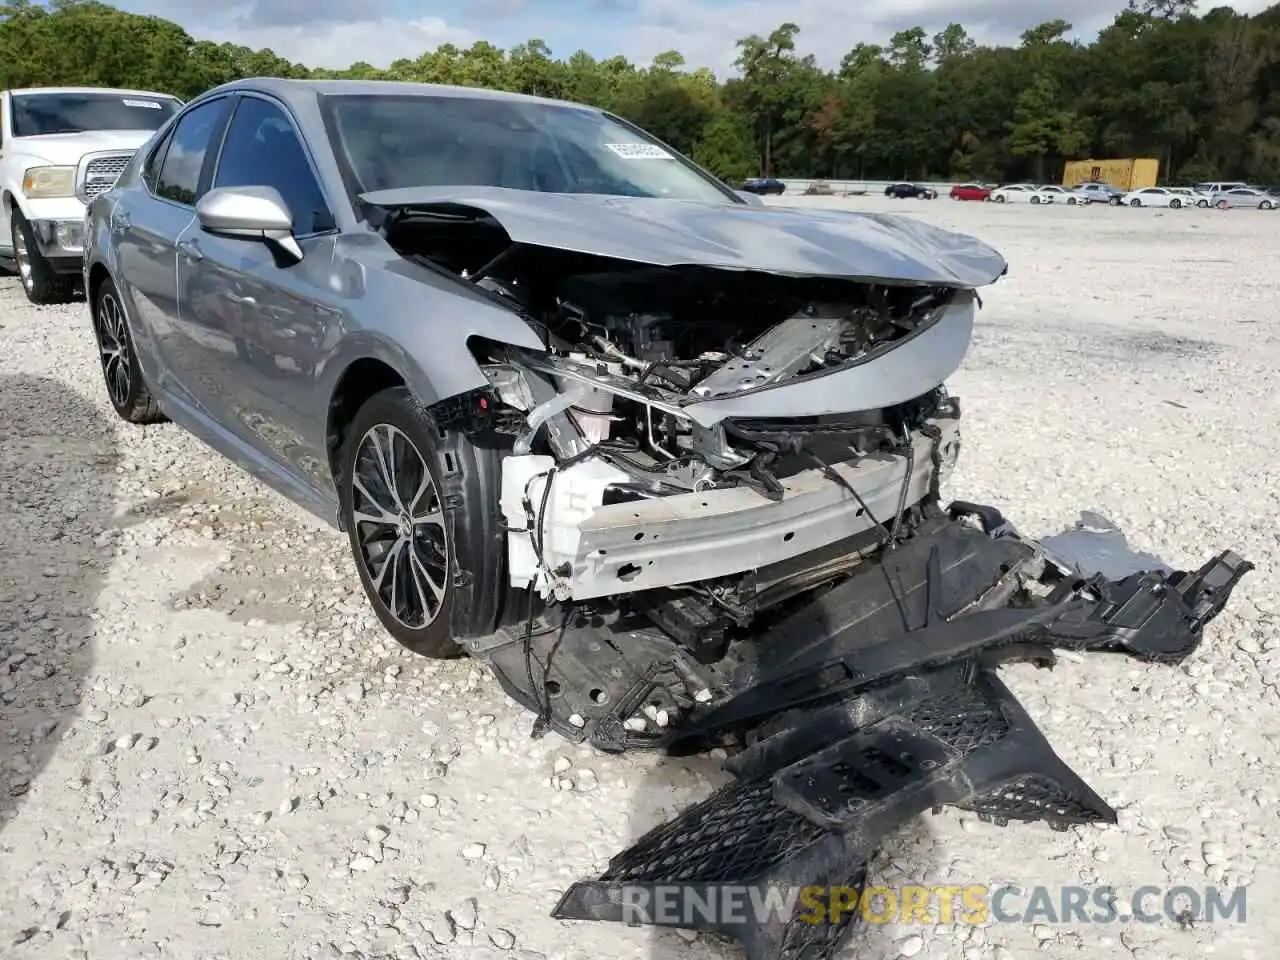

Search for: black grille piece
xmin=957 ymin=773 xmax=1111 ymax=829
xmin=601 ymin=779 xmax=828 ymax=885
xmin=555 ymin=664 xmax=1116 ymax=959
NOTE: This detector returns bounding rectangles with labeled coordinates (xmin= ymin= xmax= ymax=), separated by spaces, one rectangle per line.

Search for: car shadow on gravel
xmin=0 ymin=375 xmax=117 ymax=835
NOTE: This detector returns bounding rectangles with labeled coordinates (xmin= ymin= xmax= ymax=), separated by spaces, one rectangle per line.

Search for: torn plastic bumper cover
xmin=552 ymin=503 xmax=1253 ymax=960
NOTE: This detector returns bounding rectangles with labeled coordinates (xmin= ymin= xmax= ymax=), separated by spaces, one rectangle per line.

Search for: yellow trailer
xmin=1062 ymin=158 xmax=1160 ymax=190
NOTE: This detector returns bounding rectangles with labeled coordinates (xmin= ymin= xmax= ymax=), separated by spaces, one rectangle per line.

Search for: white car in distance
xmin=1031 ymin=185 xmax=1070 ymax=204
xmin=1166 ymin=187 xmax=1212 ymax=208
xmin=988 ymin=184 xmax=1040 ymax=203
xmin=1120 ymin=187 xmax=1188 ymax=208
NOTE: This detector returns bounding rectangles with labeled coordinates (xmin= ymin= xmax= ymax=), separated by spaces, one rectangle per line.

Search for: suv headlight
xmin=22 ymin=165 xmax=77 ymax=199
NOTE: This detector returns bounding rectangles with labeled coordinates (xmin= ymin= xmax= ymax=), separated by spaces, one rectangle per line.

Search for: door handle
xmin=227 ymin=293 xmax=256 ymax=305
xmin=177 ymin=238 xmax=203 ymax=262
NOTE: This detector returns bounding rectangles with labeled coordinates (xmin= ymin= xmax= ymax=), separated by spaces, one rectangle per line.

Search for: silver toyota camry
xmin=83 ymin=75 xmax=1010 ymax=654
xmin=83 ymin=78 xmax=1254 ymax=958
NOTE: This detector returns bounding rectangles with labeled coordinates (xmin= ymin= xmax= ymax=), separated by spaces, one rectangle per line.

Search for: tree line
xmin=2 ymin=0 xmax=1279 ymax=185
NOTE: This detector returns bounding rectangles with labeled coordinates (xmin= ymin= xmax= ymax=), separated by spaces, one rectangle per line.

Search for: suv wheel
xmin=11 ymin=208 xmax=76 ymax=305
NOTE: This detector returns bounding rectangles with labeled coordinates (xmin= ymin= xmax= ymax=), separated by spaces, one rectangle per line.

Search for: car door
xmin=173 ymin=92 xmax=344 ymax=494
xmin=112 ymin=95 xmax=233 ymax=406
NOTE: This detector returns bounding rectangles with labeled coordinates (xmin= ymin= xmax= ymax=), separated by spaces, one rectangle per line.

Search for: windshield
xmin=11 ymin=92 xmax=180 ymax=137
xmin=320 ymin=93 xmax=736 ymax=203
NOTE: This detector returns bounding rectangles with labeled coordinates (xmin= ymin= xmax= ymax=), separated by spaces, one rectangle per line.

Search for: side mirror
xmin=735 ymin=190 xmax=765 ymax=206
xmin=196 ymin=185 xmax=303 ymax=263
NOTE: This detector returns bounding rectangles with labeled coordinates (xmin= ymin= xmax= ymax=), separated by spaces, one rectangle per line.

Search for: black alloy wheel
xmin=93 ymin=278 xmax=166 ymax=424
xmin=350 ymin=422 xmax=450 ymax=632
xmin=340 ymin=385 xmax=519 ymax=659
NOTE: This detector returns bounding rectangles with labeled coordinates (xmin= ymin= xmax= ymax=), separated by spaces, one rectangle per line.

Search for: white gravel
xmin=1 ymin=197 xmax=1278 ymax=960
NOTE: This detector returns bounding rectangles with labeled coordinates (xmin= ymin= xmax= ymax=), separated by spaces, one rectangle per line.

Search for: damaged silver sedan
xmin=84 ymin=78 xmax=1252 ymax=960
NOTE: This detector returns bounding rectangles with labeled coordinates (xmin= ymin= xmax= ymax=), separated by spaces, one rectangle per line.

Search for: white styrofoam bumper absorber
xmin=499 ymin=453 xmax=632 ymax=599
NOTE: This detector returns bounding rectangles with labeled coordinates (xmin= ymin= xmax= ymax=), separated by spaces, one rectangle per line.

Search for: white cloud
xmin=603 ymin=0 xmax=1136 ymax=75
xmin=199 ymin=15 xmax=480 ymax=68
xmin=146 ymin=0 xmax=1280 ymax=75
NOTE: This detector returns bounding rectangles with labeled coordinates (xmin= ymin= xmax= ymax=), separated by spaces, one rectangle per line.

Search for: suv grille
xmin=81 ymin=153 xmax=133 ymax=202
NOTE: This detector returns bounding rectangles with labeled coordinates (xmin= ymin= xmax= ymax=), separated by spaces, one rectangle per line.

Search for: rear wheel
xmin=93 ymin=278 xmax=167 ymax=424
xmin=10 ymin=208 xmax=76 ymax=306
xmin=339 ymin=386 xmax=509 ymax=658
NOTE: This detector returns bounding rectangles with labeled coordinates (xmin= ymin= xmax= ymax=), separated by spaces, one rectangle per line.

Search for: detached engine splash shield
xmin=552 ymin=503 xmax=1253 ymax=960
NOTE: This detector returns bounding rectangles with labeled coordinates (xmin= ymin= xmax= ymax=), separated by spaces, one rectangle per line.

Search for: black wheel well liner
xmin=87 ymin=263 xmax=112 ymax=309
xmin=325 ymin=357 xmax=407 ymax=484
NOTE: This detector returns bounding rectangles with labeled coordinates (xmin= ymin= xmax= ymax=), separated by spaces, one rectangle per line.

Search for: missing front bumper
xmin=548 ymin=502 xmax=1253 ymax=960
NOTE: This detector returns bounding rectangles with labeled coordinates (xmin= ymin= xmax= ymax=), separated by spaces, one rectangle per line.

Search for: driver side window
xmin=214 ymin=96 xmax=335 ymax=236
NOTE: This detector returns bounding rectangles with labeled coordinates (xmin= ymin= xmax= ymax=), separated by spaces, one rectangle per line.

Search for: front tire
xmin=1130 ymin=199 xmax=1141 ymax=207
xmin=1030 ymin=196 xmax=1041 ymax=204
xmin=11 ymin=208 xmax=76 ymax=306
xmin=1197 ymin=199 xmax=1209 ymax=208
xmin=1170 ymin=198 xmax=1182 ymax=209
xmin=1261 ymin=200 xmax=1273 ymax=210
xmin=339 ymin=386 xmax=509 ymax=658
xmin=93 ymin=278 xmax=167 ymax=424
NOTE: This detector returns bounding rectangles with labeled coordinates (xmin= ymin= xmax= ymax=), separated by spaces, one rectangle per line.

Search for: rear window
xmin=11 ymin=92 xmax=181 ymax=136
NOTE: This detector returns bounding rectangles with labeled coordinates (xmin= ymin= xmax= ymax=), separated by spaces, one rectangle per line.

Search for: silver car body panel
xmin=509 ymin=291 xmax=976 ymax=428
xmin=360 ymin=185 xmax=1009 ymax=288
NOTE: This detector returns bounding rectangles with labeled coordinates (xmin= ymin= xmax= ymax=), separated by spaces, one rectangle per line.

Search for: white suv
xmin=0 ymin=86 xmax=182 ymax=304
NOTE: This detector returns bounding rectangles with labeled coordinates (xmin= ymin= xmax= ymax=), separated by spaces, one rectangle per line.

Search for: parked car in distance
xmin=988 ymin=183 xmax=1039 ymax=203
xmin=949 ymin=182 xmax=991 ymax=201
xmin=1196 ymin=180 xmax=1247 ymax=194
xmin=740 ymin=176 xmax=785 ymax=195
xmin=1067 ymin=182 xmax=1125 ymax=205
xmin=1031 ymin=185 xmax=1069 ymax=204
xmin=1120 ymin=187 xmax=1189 ymax=208
xmin=1210 ymin=187 xmax=1276 ymax=210
xmin=1166 ymin=187 xmax=1211 ymax=208
xmin=0 ymin=85 xmax=184 ymax=304
xmin=884 ymin=181 xmax=938 ymax=199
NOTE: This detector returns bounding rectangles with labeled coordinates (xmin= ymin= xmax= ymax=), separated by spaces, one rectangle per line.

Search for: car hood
xmin=361 ymin=186 xmax=1009 ymax=288
xmin=10 ymin=129 xmax=157 ymax=164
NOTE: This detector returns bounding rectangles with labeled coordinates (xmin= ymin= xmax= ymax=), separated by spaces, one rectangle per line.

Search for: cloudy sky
xmin=112 ymin=0 xmax=1274 ymax=75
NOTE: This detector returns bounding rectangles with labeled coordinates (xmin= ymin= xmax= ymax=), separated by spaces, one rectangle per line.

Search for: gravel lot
xmin=1 ymin=196 xmax=1277 ymax=960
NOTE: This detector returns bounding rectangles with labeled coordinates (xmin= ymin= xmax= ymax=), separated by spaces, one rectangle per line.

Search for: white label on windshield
xmin=123 ymin=99 xmax=163 ymax=109
xmin=605 ymin=142 xmax=673 ymax=160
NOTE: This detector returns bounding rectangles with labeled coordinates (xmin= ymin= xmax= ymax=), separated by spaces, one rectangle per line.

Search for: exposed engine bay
xmin=372 ymin=198 xmax=1254 ymax=960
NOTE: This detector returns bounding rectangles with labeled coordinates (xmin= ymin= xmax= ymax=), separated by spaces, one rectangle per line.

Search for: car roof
xmin=7 ymin=86 xmax=179 ymax=98
xmin=200 ymin=77 xmax=596 ymax=114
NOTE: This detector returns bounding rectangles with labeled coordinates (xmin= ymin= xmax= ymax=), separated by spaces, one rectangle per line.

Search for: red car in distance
xmin=950 ymin=182 xmax=993 ymax=201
